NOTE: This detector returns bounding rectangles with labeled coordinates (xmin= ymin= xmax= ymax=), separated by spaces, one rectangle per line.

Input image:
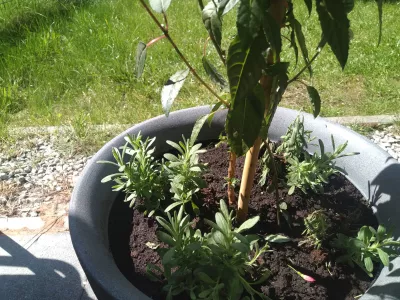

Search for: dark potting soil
xmin=108 ymin=143 xmax=379 ymax=300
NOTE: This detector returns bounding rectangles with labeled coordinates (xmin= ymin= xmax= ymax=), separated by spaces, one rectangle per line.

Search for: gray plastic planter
xmin=69 ymin=106 xmax=400 ymax=300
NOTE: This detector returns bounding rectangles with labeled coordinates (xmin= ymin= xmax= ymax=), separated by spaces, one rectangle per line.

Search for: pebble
xmin=370 ymin=125 xmax=400 ymax=162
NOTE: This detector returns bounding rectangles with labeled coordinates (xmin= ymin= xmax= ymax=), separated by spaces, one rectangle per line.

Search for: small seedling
xmin=98 ymin=133 xmax=166 ymax=216
xmin=299 ymin=210 xmax=329 ymax=249
xmin=286 ymin=136 xmax=359 ymax=195
xmin=332 ymin=225 xmax=400 ymax=277
xmin=163 ymin=135 xmax=207 ymax=214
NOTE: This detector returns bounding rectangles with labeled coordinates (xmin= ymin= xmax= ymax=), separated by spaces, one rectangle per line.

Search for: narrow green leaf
xmin=303 ymin=0 xmax=312 ymax=15
xmin=157 ymin=231 xmax=175 ymax=246
xmin=306 ymin=86 xmax=321 ymax=118
xmin=161 ymin=69 xmax=190 ymax=117
xmin=265 ymin=234 xmax=292 ymax=243
xmin=162 ymin=247 xmax=175 ymax=265
xmin=236 ymin=216 xmax=259 ymax=233
xmin=219 ymin=0 xmax=240 ymax=15
xmin=164 ymin=201 xmax=182 ymax=213
xmin=207 ymin=102 xmax=222 ymax=126
xmin=289 ymin=29 xmax=299 ymax=67
xmin=149 ymin=0 xmax=172 ymax=13
xmin=134 ymin=42 xmax=147 ymax=78
xmin=364 ymin=256 xmax=373 ymax=273
xmin=316 ymin=0 xmax=350 ymax=69
xmin=196 ymin=271 xmax=215 ymax=284
xmin=202 ymin=1 xmax=223 ymax=47
xmin=236 ymin=0 xmax=269 ymax=48
xmin=190 ymin=114 xmax=209 ymax=147
xmin=376 ymin=0 xmax=383 ymax=45
xmin=202 ymin=57 xmax=227 ymax=89
xmin=263 ymin=12 xmax=282 ymax=56
xmin=219 ymin=199 xmax=230 ymax=220
xmin=215 ymin=212 xmax=230 ymax=234
xmin=288 ymin=185 xmax=295 ymax=195
xmin=198 ymin=289 xmax=213 ymax=298
xmin=377 ymin=248 xmax=390 ymax=266
xmin=292 ymin=18 xmax=312 ymax=77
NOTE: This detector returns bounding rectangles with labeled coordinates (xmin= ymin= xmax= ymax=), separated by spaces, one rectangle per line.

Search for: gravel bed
xmin=0 ymin=124 xmax=399 ymax=218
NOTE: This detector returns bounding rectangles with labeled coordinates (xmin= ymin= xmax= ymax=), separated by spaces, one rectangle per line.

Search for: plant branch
xmin=139 ymin=0 xmax=230 ymax=108
xmin=146 ymin=35 xmax=166 ymax=48
xmin=288 ymin=45 xmax=324 ymax=84
xmin=197 ymin=0 xmax=204 ymax=10
xmin=162 ymin=12 xmax=169 ymax=31
xmin=203 ymin=37 xmax=211 ymax=57
xmin=227 ymin=152 xmax=237 ymax=205
xmin=266 ymin=139 xmax=280 ymax=226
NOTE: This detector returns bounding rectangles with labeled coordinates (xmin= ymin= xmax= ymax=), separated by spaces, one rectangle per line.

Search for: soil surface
xmin=109 ymin=143 xmax=378 ymax=300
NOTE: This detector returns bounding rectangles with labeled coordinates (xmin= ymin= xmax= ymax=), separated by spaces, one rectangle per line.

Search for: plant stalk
xmin=266 ymin=139 xmax=281 ymax=226
xmin=139 ymin=0 xmax=229 ymax=108
xmin=237 ymin=0 xmax=286 ymax=222
xmin=227 ymin=152 xmax=237 ymax=205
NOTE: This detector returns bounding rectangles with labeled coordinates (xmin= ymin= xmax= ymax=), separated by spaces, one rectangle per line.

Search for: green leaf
xmin=235 ymin=216 xmax=259 ymax=233
xmin=202 ymin=57 xmax=227 ymax=89
xmin=289 ymin=29 xmax=299 ymax=66
xmin=306 ymin=86 xmax=321 ymax=118
xmin=316 ymin=0 xmax=350 ymax=69
xmin=219 ymin=0 xmax=240 ymax=15
xmin=377 ymin=248 xmax=390 ymax=266
xmin=376 ymin=0 xmax=383 ymax=45
xmin=161 ymin=69 xmax=190 ymax=117
xmin=198 ymin=289 xmax=213 ymax=299
xmin=265 ymin=234 xmax=292 ymax=243
xmin=236 ymin=0 xmax=269 ymax=48
xmin=162 ymin=247 xmax=175 ymax=265
xmin=156 ymin=231 xmax=175 ymax=246
xmin=134 ymin=42 xmax=147 ymax=78
xmin=291 ymin=17 xmax=311 ymax=77
xmin=196 ymin=271 xmax=215 ymax=284
xmin=164 ymin=201 xmax=182 ymax=213
xmin=263 ymin=11 xmax=282 ymax=56
xmin=303 ymin=0 xmax=312 ymax=15
xmin=343 ymin=0 xmax=354 ymax=13
xmin=226 ymin=34 xmax=265 ymax=155
xmin=202 ymin=1 xmax=223 ymax=47
xmin=149 ymin=0 xmax=172 ymax=13
xmin=364 ymin=256 xmax=373 ymax=273
xmin=219 ymin=199 xmax=230 ymax=220
xmin=190 ymin=114 xmax=209 ymax=147
xmin=232 ymin=242 xmax=250 ymax=253
xmin=288 ymin=185 xmax=295 ymax=195
xmin=215 ymin=212 xmax=230 ymax=235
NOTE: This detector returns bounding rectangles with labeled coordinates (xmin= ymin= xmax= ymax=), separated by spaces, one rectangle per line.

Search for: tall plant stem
xmin=139 ymin=0 xmax=229 ymax=108
xmin=237 ymin=0 xmax=286 ymax=222
xmin=266 ymin=139 xmax=281 ymax=226
xmin=227 ymin=152 xmax=237 ymax=205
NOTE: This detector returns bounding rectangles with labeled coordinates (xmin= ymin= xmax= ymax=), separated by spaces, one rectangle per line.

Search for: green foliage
xmin=299 ymin=210 xmax=329 ymax=249
xmin=286 ymin=136 xmax=358 ymax=195
xmin=149 ymin=201 xmax=284 ymax=300
xmin=163 ymin=136 xmax=207 ymax=214
xmin=99 ymin=133 xmax=166 ymax=216
xmin=275 ymin=115 xmax=313 ymax=160
xmin=70 ymin=112 xmax=90 ymax=139
xmin=162 ymin=69 xmax=191 ymax=117
xmin=332 ymin=225 xmax=400 ymax=277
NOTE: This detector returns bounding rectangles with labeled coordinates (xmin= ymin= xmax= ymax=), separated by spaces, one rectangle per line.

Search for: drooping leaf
xmin=306 ymin=86 xmax=321 ymax=118
xmin=226 ymin=35 xmax=265 ymax=155
xmin=161 ymin=69 xmax=190 ymax=116
xmin=291 ymin=17 xmax=312 ymax=77
xmin=156 ymin=231 xmax=175 ymax=246
xmin=377 ymin=248 xmax=390 ymax=266
xmin=207 ymin=102 xmax=223 ymax=126
xmin=202 ymin=1 xmax=223 ymax=48
xmin=232 ymin=242 xmax=250 ymax=253
xmin=190 ymin=114 xmax=209 ymax=147
xmin=134 ymin=42 xmax=147 ymax=78
xmin=316 ymin=0 xmax=350 ymax=69
xmin=149 ymin=0 xmax=172 ymax=13
xmin=263 ymin=12 xmax=282 ymax=56
xmin=377 ymin=0 xmax=383 ymax=45
xmin=303 ymin=0 xmax=312 ymax=15
xmin=219 ymin=0 xmax=240 ymax=15
xmin=289 ymin=29 xmax=299 ymax=66
xmin=236 ymin=0 xmax=269 ymax=48
xmin=235 ymin=216 xmax=260 ymax=233
xmin=265 ymin=234 xmax=292 ymax=243
xmin=202 ymin=57 xmax=227 ymax=89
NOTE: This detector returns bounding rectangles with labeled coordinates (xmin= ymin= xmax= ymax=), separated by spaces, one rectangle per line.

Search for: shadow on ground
xmin=0 ymin=232 xmax=91 ymax=300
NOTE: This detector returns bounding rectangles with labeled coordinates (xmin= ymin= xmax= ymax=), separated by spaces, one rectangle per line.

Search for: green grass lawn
xmin=0 ymin=0 xmax=399 ymax=134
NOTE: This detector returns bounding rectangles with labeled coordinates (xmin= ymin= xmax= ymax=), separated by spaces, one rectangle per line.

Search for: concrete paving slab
xmin=0 ymin=232 xmax=96 ymax=300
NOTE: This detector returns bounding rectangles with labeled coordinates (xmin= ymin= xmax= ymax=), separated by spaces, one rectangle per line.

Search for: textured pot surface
xmin=69 ymin=106 xmax=400 ymax=300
